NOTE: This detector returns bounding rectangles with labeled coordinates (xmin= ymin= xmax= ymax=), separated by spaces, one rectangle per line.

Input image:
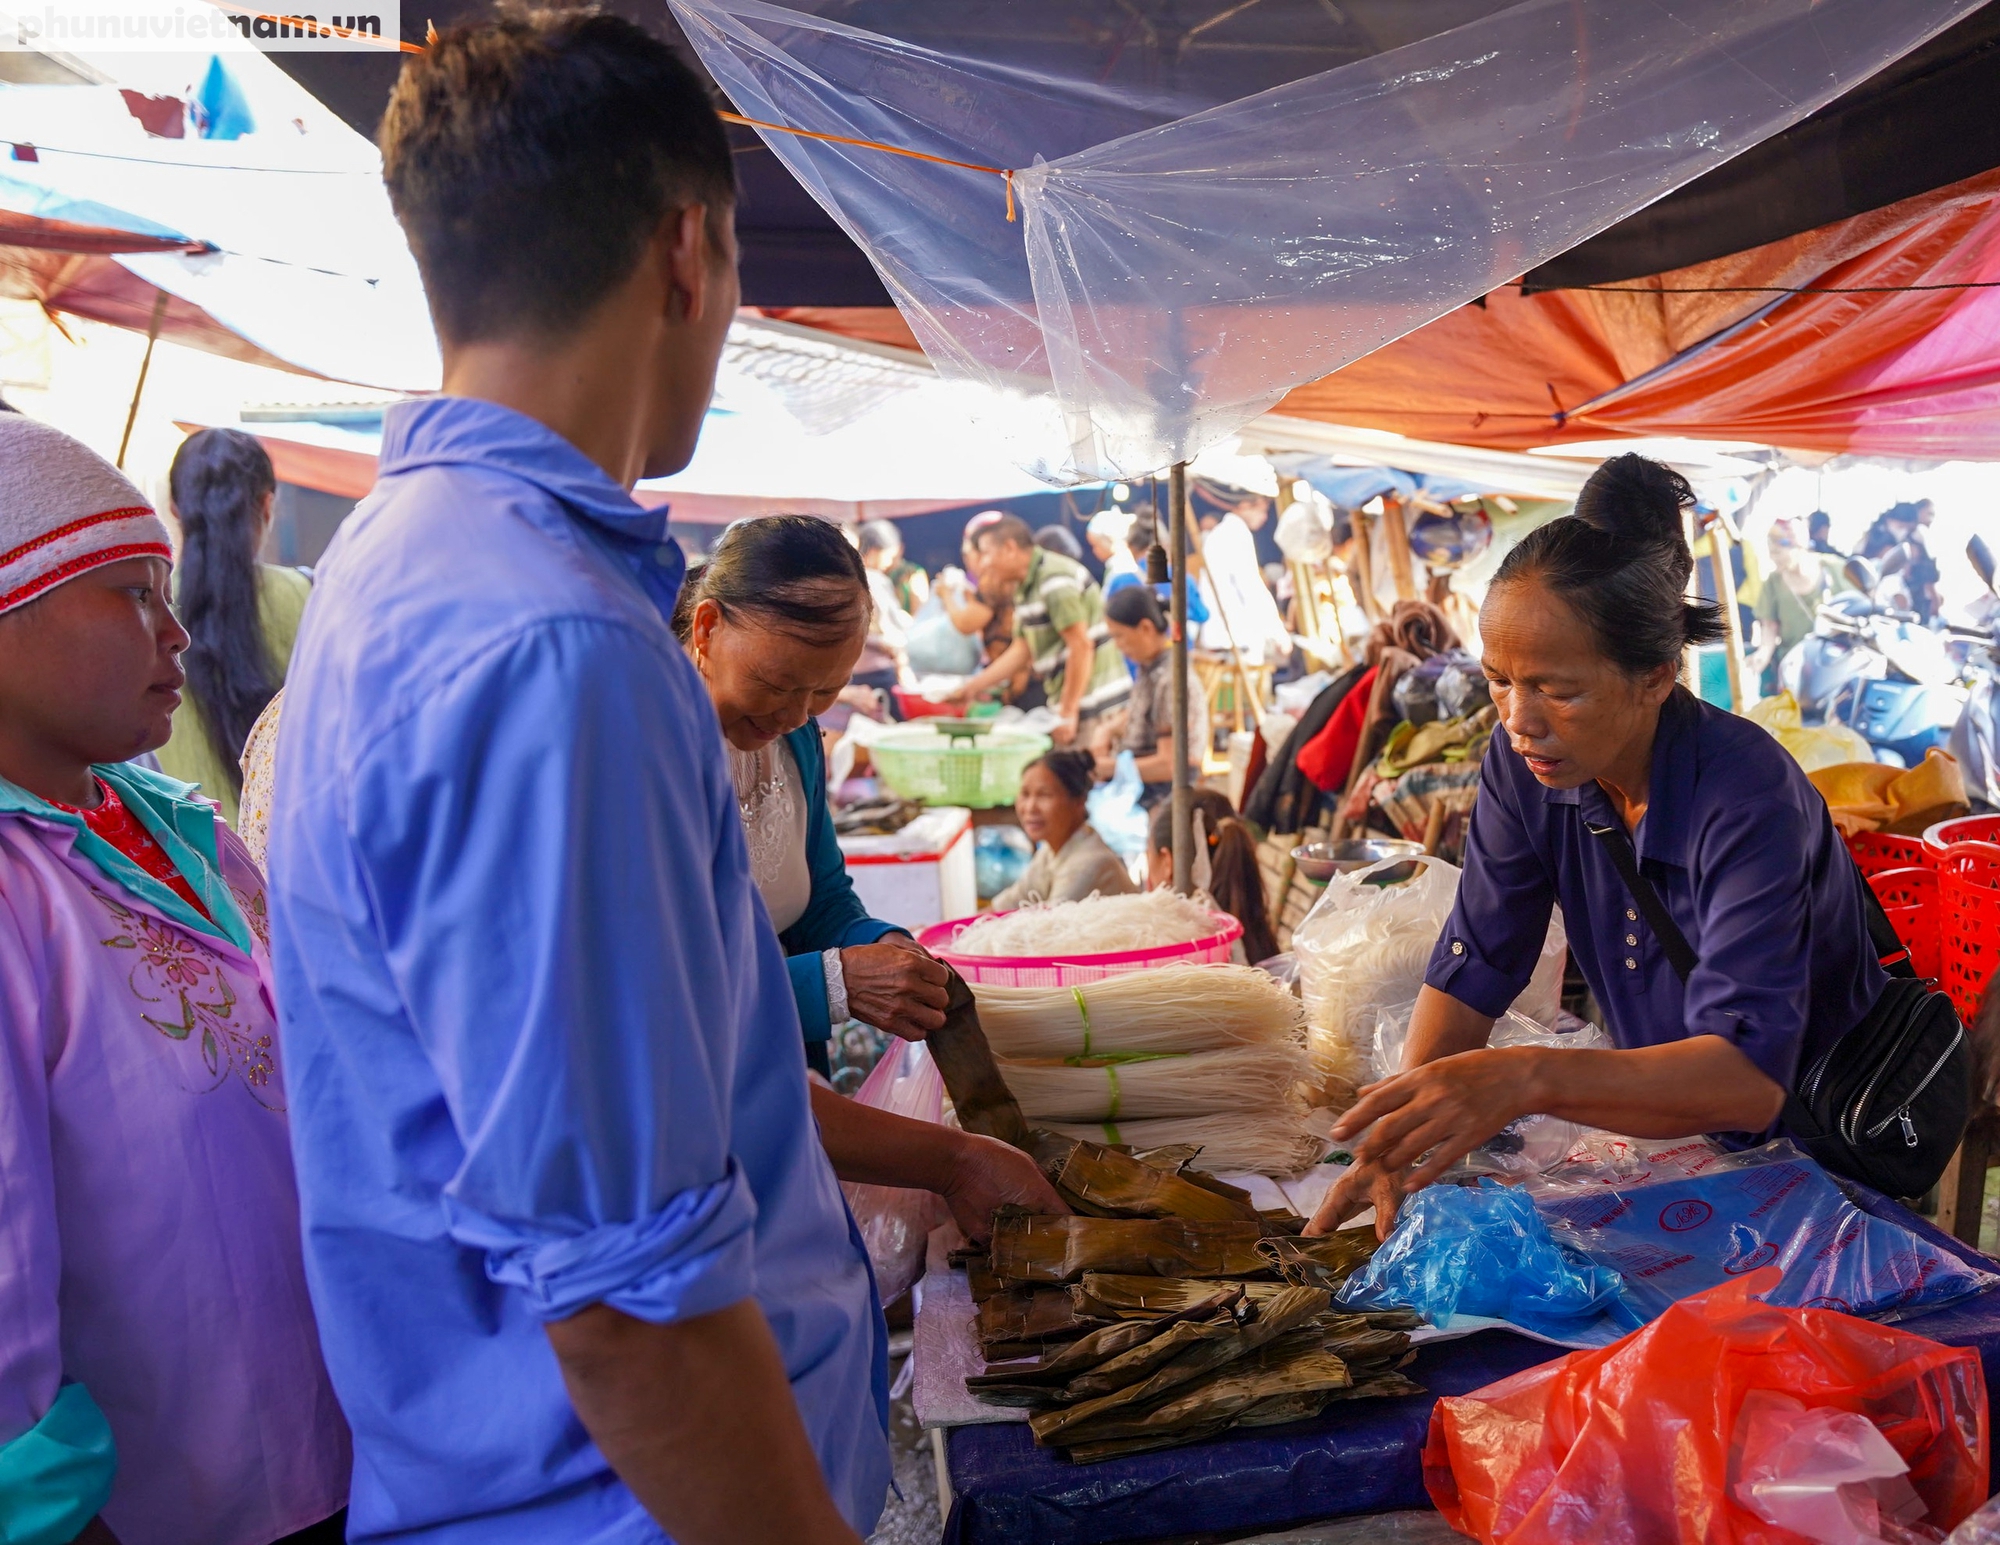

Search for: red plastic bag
xmin=1425 ymin=1267 xmax=1987 ymax=1545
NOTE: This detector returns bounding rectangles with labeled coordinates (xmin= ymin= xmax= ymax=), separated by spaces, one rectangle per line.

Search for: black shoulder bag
xmin=1585 ymin=819 xmax=1970 ymax=1199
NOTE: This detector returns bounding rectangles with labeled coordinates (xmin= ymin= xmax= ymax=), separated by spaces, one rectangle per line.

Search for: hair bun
xmin=1573 ymin=453 xmax=1694 ymax=549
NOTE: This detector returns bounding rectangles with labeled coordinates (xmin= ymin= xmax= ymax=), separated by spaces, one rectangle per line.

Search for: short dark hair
xmin=1490 ymin=453 xmax=1724 ymax=675
xmin=856 ymin=519 xmax=901 ymax=558
xmin=1104 ymin=583 xmax=1166 ymax=631
xmin=976 ymin=515 xmax=1036 ymax=552
xmin=1034 ymin=525 xmax=1084 ymax=562
xmin=1807 ymin=509 xmax=1832 ymax=535
xmin=1026 ymin=748 xmax=1096 ymax=802
xmin=670 ymin=515 xmax=870 ymax=646
xmin=380 ymin=6 xmax=735 ymax=345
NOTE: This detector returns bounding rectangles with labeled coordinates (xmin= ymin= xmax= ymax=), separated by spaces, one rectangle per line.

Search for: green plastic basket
xmin=869 ymin=725 xmax=1051 ymax=808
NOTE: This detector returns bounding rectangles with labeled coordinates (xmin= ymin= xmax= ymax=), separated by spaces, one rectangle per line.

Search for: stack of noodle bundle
xmin=996 ymin=1044 xmax=1306 ymax=1123
xmin=1042 ymin=1115 xmax=1326 ymax=1177
xmin=978 ymin=961 xmax=1321 ymax=1175
xmin=950 ymin=889 xmax=1223 ymax=957
xmin=974 ymin=964 xmax=1302 ymax=1059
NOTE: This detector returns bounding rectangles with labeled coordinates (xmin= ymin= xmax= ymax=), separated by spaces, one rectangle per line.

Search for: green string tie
xmin=1072 ymin=985 xmax=1092 ymax=1056
xmin=1101 ymin=1122 xmax=1123 ymax=1146
xmin=1107 ymin=1063 xmax=1119 ymax=1120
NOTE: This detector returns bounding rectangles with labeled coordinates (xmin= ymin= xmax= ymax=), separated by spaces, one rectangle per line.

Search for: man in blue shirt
xmin=265 ymin=14 xmax=1059 ymax=1542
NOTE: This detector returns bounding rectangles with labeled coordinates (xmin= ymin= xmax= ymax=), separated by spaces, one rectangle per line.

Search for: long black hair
xmin=169 ymin=428 xmax=279 ymax=792
xmin=669 ymin=514 xmax=870 ymax=645
xmin=1490 ymin=453 xmax=1724 ymax=674
xmin=1148 ymin=789 xmax=1278 ymax=966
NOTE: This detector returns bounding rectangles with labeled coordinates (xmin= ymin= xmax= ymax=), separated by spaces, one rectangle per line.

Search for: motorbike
xmin=1780 ymin=556 xmax=1964 ymax=768
xmin=1948 ymin=536 xmax=2000 ymax=808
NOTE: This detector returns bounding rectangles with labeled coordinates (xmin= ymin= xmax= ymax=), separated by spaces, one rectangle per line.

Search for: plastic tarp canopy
xmin=939 ymin=1184 xmax=2000 ymax=1545
xmin=671 ymin=0 xmax=1984 ymax=485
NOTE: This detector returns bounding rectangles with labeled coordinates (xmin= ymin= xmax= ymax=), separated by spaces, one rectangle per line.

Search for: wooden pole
xmin=1171 ymin=461 xmax=1193 ymax=896
xmin=116 ymin=289 xmax=169 ymax=470
xmin=1381 ymin=497 xmax=1418 ymax=601
xmin=1349 ymin=512 xmax=1382 ymax=621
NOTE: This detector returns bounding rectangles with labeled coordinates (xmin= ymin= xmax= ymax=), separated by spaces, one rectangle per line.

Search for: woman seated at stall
xmin=1307 ymin=455 xmax=1915 ymax=1240
xmin=1144 ymin=788 xmax=1278 ymax=965
xmin=992 ymin=749 xmax=1135 ymax=910
xmin=673 ymin=515 xmax=954 ymax=1069
xmin=1098 ymin=584 xmax=1209 ymax=809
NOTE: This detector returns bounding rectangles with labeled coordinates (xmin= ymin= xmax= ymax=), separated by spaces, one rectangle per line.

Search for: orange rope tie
xmin=718 ymin=110 xmax=1017 ymax=222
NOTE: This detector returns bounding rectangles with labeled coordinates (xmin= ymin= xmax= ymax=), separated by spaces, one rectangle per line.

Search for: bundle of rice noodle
xmin=1043 ymin=1114 xmax=1327 ymax=1177
xmin=972 ymin=964 xmax=1303 ymax=1059
xmin=950 ymin=889 xmax=1224 ymax=957
xmin=998 ymin=1043 xmax=1307 ymax=1124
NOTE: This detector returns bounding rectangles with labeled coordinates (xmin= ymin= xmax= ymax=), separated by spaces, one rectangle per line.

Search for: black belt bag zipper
xmin=1586 ymin=818 xmax=1971 ymax=1200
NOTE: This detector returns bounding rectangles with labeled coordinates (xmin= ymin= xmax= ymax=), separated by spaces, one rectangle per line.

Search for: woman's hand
xmin=939 ymin=1132 xmax=1068 ymax=1245
xmin=1303 ymin=1159 xmax=1408 ymax=1242
xmin=1306 ymin=1046 xmax=1544 ymax=1237
xmin=841 ymin=936 xmax=951 ymax=1039
xmin=1049 ymin=710 xmax=1081 ymax=747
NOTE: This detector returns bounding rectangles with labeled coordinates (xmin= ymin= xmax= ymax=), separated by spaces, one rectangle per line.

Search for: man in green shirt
xmin=950 ymin=515 xmax=1128 ymax=744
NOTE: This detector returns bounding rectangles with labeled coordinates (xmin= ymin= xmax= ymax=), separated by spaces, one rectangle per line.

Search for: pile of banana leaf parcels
xmin=959 ymin=1134 xmax=1424 ymax=1463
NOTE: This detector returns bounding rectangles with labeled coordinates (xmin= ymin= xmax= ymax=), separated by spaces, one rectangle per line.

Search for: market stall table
xmin=935 ymin=1185 xmax=2000 ymax=1545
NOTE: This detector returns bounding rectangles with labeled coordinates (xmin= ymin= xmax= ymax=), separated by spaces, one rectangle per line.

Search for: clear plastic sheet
xmin=1529 ymin=1141 xmax=2000 ymax=1326
xmin=671 ymin=0 xmax=1981 ymax=482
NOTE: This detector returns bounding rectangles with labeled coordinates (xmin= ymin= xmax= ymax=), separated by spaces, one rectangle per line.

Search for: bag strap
xmin=1589 ymin=814 xmax=1914 ymax=983
xmin=1585 ymin=820 xmax=1697 ymax=983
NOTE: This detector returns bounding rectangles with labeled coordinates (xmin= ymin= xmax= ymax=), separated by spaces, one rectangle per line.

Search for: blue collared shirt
xmin=266 ymin=397 xmax=889 ymax=1543
xmin=1428 ymin=688 xmax=1885 ymax=1096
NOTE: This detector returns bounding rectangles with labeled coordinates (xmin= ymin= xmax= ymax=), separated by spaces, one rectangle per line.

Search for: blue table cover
xmin=943 ymin=1188 xmax=2000 ymax=1545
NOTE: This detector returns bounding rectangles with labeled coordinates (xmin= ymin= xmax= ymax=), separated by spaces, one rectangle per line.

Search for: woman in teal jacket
xmin=675 ymin=517 xmax=952 ymax=1073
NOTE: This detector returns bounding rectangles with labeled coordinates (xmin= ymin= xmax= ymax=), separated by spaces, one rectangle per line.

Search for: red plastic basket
xmin=891 ymin=686 xmax=964 ymax=721
xmin=1866 ymin=865 xmax=1941 ymax=982
xmin=1924 ymin=814 xmax=2000 ymax=862
xmin=1936 ymin=841 xmax=2000 ymax=1022
xmin=1845 ymin=829 xmax=1930 ymax=877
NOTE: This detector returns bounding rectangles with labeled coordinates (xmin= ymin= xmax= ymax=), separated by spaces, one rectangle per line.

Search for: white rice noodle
xmin=1043 ymin=1113 xmax=1328 ymax=1178
xmin=950 ymin=888 xmax=1225 ymax=958
xmin=997 ymin=1043 xmax=1308 ymax=1124
xmin=972 ymin=964 xmax=1304 ymax=1059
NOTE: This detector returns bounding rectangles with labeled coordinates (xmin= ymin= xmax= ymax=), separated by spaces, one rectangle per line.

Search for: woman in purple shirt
xmin=1309 ymin=455 xmax=1887 ymax=1237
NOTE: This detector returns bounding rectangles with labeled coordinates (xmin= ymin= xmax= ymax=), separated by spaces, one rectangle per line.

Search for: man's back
xmin=267 ymin=398 xmax=887 ymax=1542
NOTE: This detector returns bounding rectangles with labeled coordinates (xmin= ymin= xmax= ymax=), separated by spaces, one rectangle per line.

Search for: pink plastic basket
xmin=916 ymin=912 xmax=1244 ymax=988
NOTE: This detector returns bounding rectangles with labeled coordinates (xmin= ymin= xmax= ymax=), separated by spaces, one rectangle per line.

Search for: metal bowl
xmin=1290 ymin=838 xmax=1424 ymax=885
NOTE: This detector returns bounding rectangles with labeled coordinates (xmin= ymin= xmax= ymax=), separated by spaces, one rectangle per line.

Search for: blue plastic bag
xmin=1531 ymin=1140 xmax=1997 ymax=1324
xmin=1087 ymin=751 xmax=1150 ymax=861
xmin=1337 ymin=1177 xmax=1640 ymax=1341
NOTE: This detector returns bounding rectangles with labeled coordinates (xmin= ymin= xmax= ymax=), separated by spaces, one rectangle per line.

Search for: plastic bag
xmin=1425 ymin=1267 xmax=1989 ymax=1545
xmin=1296 ymin=855 xmax=1462 ymax=1109
xmin=1749 ymin=691 xmax=1879 ymax=773
xmin=1087 ymin=750 xmax=1149 ymax=861
xmin=1297 ymin=855 xmax=1565 ymax=1110
xmin=1947 ymin=1495 xmax=2000 ymax=1543
xmin=1732 ymin=1394 xmax=1939 ymax=1545
xmin=1530 ymin=1140 xmax=1998 ymax=1325
xmin=840 ymin=1039 xmax=947 ymax=1303
xmin=1336 ymin=1177 xmax=1639 ymax=1342
xmin=1437 ymin=653 xmax=1494 ymax=722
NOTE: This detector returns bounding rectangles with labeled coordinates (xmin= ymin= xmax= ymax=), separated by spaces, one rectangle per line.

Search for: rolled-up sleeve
xmin=1680 ymin=796 xmax=1816 ymax=1089
xmin=356 ymin=619 xmax=767 ymax=1325
xmin=1425 ymin=751 xmax=1555 ymax=1016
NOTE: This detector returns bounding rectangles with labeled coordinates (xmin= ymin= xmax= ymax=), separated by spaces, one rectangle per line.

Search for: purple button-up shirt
xmin=1428 ymin=688 xmax=1885 ymax=1094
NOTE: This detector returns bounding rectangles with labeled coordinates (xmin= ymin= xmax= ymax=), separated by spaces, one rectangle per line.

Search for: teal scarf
xmin=0 ymin=762 xmax=254 ymax=956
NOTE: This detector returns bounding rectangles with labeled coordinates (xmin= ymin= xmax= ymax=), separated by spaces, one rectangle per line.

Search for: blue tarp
xmin=942 ymin=1186 xmax=2000 ymax=1545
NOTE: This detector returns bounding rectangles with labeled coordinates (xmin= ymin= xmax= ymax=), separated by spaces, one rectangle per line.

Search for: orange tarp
xmin=764 ymin=168 xmax=2000 ymax=460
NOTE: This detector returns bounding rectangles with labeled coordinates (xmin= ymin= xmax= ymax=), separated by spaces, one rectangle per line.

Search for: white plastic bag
xmin=1731 ymin=1393 xmax=1939 ymax=1545
xmin=1296 ymin=856 xmax=1567 ymax=1110
xmin=840 ymin=1040 xmax=947 ymax=1303
xmin=1087 ymin=749 xmax=1149 ymax=861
